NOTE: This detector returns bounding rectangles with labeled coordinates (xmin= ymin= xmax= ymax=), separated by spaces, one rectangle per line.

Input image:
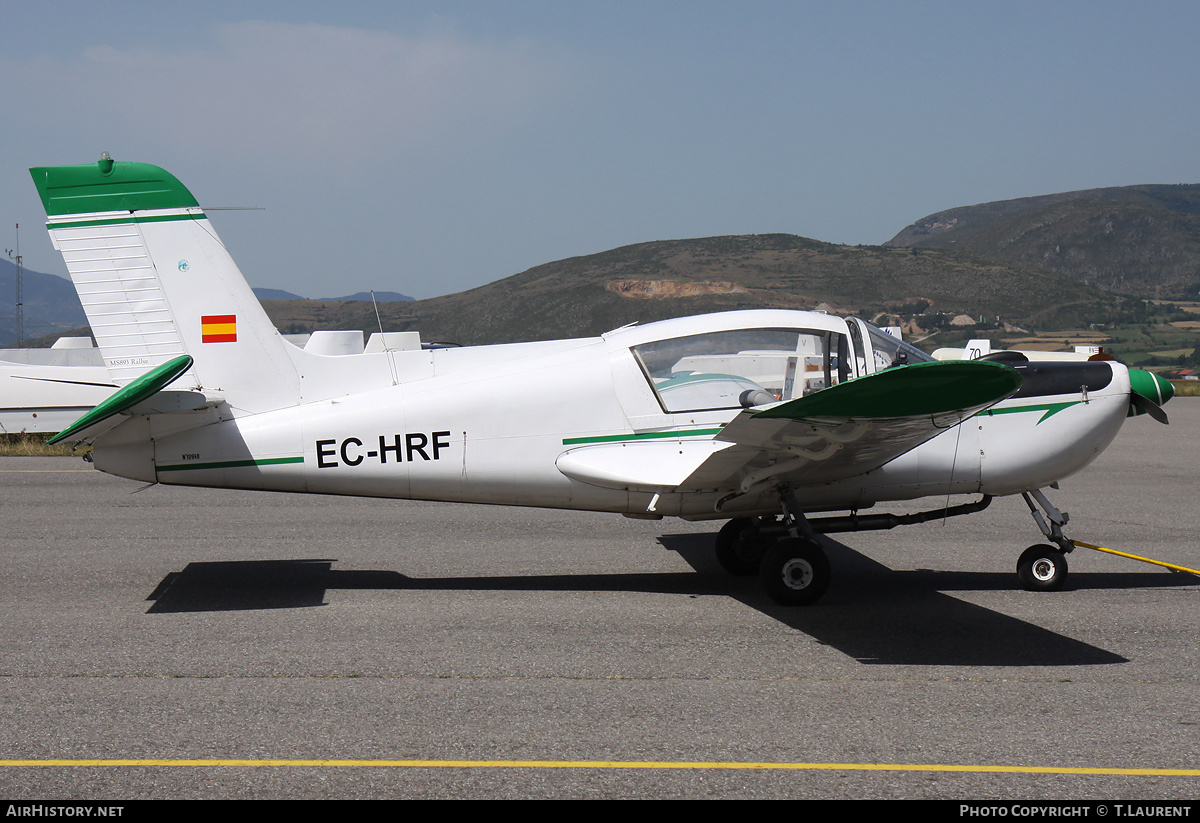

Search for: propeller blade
xmin=1130 ymin=390 xmax=1169 ymax=424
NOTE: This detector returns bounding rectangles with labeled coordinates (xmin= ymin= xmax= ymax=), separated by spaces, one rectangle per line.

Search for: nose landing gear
xmin=1017 ymin=543 xmax=1069 ymax=591
xmin=1019 ymin=488 xmax=1073 ymax=592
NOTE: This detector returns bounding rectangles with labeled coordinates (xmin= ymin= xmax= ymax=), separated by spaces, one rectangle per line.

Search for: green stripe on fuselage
xmin=562 ymin=428 xmax=724 ymax=446
xmin=156 ymin=456 xmax=305 ymax=473
xmin=977 ymin=401 xmax=1080 ymax=423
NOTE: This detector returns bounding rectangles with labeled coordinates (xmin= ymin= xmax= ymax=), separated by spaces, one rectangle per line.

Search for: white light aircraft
xmin=0 ymin=340 xmax=113 ymax=433
xmin=31 ymin=157 xmax=1175 ymax=605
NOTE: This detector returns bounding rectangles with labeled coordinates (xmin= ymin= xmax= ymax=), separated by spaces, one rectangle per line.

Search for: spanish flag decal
xmin=201 ymin=314 xmax=237 ymax=343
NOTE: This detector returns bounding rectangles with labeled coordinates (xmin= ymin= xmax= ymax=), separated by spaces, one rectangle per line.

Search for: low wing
xmin=556 ymin=361 xmax=1020 ymax=494
xmin=685 ymin=359 xmax=1021 ymax=492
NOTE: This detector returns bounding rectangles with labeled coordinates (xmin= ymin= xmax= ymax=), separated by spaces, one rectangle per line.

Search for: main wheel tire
xmin=1017 ymin=544 xmax=1069 ymax=592
xmin=715 ymin=518 xmax=768 ymax=576
xmin=760 ymin=538 xmax=831 ymax=606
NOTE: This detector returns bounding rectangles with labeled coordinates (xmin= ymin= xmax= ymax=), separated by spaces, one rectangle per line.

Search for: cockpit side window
xmin=846 ymin=318 xmax=868 ymax=376
xmin=861 ymin=322 xmax=934 ymax=372
xmin=631 ymin=328 xmax=845 ymax=413
xmin=836 ymin=331 xmax=851 ymax=384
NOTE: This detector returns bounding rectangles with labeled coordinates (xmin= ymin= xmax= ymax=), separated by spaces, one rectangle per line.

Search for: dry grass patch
xmin=0 ymin=433 xmax=83 ymax=457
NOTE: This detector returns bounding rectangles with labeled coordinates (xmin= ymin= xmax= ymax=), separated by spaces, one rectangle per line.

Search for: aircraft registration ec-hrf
xmin=30 ymin=156 xmax=1176 ymax=606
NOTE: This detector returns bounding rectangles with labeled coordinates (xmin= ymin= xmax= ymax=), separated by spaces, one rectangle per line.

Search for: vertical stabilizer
xmin=30 ymin=157 xmax=299 ymax=413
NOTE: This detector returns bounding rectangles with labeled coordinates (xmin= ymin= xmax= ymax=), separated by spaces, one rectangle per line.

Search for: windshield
xmin=632 ymin=328 xmax=849 ymax=413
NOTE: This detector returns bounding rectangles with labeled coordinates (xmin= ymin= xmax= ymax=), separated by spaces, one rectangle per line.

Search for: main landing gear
xmin=760 ymin=537 xmax=831 ymax=607
xmin=715 ymin=516 xmax=831 ymax=606
xmin=714 ymin=485 xmax=832 ymax=606
xmin=714 ymin=517 xmax=771 ymax=577
xmin=712 ymin=487 xmax=1087 ymax=604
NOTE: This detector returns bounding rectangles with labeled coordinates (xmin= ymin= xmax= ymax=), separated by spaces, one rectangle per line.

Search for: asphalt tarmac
xmin=1 ymin=402 xmax=1198 ymax=799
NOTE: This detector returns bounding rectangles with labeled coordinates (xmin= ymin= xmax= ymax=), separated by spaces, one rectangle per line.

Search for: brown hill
xmin=261 ymin=234 xmax=1122 ymax=345
xmin=885 ymin=185 xmax=1200 ymax=299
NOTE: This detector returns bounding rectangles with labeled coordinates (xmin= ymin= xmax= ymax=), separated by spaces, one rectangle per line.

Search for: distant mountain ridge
xmin=258 ymin=233 xmax=1125 ymax=346
xmin=885 ymin=184 xmax=1200 ymax=298
xmin=7 ymin=181 xmax=1193 ymax=347
xmin=251 ymin=288 xmax=306 ymax=301
xmin=251 ymin=288 xmax=414 ymax=302
xmin=0 ymin=259 xmax=87 ymax=346
xmin=318 ymin=291 xmax=414 ymax=303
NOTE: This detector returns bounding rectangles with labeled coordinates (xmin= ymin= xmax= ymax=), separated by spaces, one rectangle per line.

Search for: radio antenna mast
xmin=6 ymin=224 xmax=21 ymax=347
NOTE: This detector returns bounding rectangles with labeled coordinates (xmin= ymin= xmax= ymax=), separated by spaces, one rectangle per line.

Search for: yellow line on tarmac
xmin=1 ymin=759 xmax=1198 ymax=776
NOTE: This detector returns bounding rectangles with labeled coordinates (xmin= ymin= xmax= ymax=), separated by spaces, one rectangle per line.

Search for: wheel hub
xmin=780 ymin=558 xmax=814 ymax=590
xmin=1032 ymin=558 xmax=1057 ymax=581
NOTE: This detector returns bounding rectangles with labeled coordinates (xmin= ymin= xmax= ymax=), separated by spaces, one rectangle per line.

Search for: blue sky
xmin=2 ymin=1 xmax=1197 ymax=299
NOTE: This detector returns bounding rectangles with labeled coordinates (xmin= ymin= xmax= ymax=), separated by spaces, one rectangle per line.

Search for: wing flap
xmin=556 ymin=439 xmax=737 ymax=491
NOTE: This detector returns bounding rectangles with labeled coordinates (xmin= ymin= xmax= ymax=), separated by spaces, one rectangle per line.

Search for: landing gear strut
xmin=711 ymin=486 xmax=834 ymax=605
xmin=1018 ymin=488 xmax=1073 ymax=592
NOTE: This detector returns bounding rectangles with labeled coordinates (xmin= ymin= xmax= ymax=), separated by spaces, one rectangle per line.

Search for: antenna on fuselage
xmin=6 ymin=224 xmax=21 ymax=347
xmin=370 ymin=290 xmax=388 ymax=351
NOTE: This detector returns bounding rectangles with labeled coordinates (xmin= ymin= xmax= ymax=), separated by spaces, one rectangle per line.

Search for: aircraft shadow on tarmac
xmin=144 ymin=534 xmax=1194 ymax=666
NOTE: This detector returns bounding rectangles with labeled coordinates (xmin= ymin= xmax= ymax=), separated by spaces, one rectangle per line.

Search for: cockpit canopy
xmin=632 ymin=328 xmax=847 ymax=412
xmin=624 ymin=313 xmax=932 ymax=414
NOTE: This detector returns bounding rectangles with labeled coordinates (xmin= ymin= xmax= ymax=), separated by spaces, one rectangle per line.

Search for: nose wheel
xmin=1017 ymin=544 xmax=1069 ymax=591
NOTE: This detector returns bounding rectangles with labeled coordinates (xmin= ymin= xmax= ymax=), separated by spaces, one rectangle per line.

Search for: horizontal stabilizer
xmin=48 ymin=355 xmax=194 ymax=445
